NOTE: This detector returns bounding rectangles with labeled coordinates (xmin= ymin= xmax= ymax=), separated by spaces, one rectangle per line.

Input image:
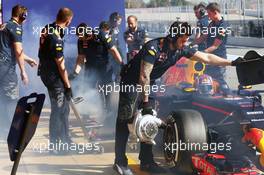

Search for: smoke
xmin=21 ymin=9 xmax=121 ymax=133
xmin=71 ymin=70 xmax=118 ymax=126
xmin=0 ymin=9 xmax=52 ymax=145
xmin=17 ymin=9 xmax=52 ymax=99
xmin=71 ymin=73 xmax=104 ymax=119
xmin=0 ymin=8 xmax=118 ymax=143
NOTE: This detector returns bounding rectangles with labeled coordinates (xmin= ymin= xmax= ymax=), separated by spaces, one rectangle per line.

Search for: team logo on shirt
xmin=104 ymin=33 xmax=112 ymax=43
xmin=83 ymin=40 xmax=88 ymax=48
xmin=219 ymin=29 xmax=226 ymax=37
xmin=107 ymin=37 xmax=112 ymax=43
xmin=16 ymin=27 xmax=22 ymax=35
xmin=158 ymin=52 xmax=168 ymax=62
xmin=56 ymin=43 xmax=63 ymax=51
xmin=148 ymin=46 xmax=157 ymax=56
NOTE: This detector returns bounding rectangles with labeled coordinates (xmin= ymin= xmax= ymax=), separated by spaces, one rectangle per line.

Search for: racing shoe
xmin=113 ymin=164 xmax=134 ymax=175
xmin=140 ymin=162 xmax=167 ymax=174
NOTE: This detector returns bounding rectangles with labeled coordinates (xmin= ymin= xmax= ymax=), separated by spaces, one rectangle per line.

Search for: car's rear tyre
xmin=163 ymin=110 xmax=207 ymax=173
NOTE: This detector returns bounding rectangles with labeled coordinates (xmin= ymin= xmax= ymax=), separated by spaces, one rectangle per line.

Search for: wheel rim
xmin=164 ymin=120 xmax=179 ymax=166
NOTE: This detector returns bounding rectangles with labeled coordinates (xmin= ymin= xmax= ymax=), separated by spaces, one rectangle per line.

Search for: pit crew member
xmin=0 ymin=4 xmax=37 ymax=138
xmin=38 ymin=8 xmax=73 ymax=153
xmin=124 ymin=15 xmax=148 ymax=61
xmin=113 ymin=21 xmax=242 ymax=175
xmin=192 ymin=2 xmax=230 ymax=92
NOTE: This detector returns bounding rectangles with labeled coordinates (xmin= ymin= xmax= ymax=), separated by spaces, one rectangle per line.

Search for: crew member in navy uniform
xmin=193 ymin=2 xmax=209 ymax=51
xmin=124 ymin=15 xmax=148 ymax=61
xmin=38 ymin=8 xmax=73 ymax=154
xmin=0 ymin=4 xmax=37 ymax=138
xmin=70 ymin=22 xmax=123 ymax=112
xmin=108 ymin=12 xmax=123 ymax=82
xmin=113 ymin=21 xmax=242 ymax=175
xmin=109 ymin=12 xmax=122 ymax=48
xmin=193 ymin=2 xmax=230 ymax=92
xmin=70 ymin=23 xmax=100 ymax=87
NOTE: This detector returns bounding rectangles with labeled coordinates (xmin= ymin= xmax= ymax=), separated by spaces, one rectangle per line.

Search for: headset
xmin=11 ymin=5 xmax=27 ymax=24
xmin=19 ymin=6 xmax=28 ymax=22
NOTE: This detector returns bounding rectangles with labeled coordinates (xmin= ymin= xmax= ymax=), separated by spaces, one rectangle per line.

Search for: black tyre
xmin=163 ymin=110 xmax=207 ymax=173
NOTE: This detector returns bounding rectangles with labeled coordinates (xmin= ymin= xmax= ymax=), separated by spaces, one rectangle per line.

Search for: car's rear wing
xmin=236 ymin=50 xmax=264 ymax=86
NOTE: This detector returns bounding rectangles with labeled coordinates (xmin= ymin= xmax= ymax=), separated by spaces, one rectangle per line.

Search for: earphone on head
xmin=19 ymin=7 xmax=27 ymax=21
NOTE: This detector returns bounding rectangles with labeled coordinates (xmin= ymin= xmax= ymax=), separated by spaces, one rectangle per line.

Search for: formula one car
xmin=192 ymin=153 xmax=263 ymax=175
xmin=156 ymin=51 xmax=264 ymax=174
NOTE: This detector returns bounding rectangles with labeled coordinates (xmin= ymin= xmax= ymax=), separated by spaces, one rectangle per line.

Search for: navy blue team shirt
xmin=124 ymin=27 xmax=148 ymax=53
xmin=197 ymin=15 xmax=209 ymax=51
xmin=0 ymin=19 xmax=23 ymax=65
xmin=206 ymin=17 xmax=228 ymax=59
xmin=122 ymin=37 xmax=197 ymax=85
xmin=38 ymin=23 xmax=64 ymax=81
xmin=78 ymin=30 xmax=114 ymax=68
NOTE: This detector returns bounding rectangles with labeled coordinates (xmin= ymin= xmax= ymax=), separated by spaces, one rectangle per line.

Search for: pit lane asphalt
xmin=0 ymin=108 xmax=171 ymax=175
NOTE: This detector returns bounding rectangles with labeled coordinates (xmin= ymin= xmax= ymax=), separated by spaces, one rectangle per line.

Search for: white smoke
xmin=71 ymin=70 xmax=118 ymax=125
xmin=0 ymin=9 xmax=118 ymax=143
xmin=18 ymin=9 xmax=52 ymax=98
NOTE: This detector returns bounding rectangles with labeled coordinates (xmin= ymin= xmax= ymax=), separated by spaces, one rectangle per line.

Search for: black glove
xmin=120 ymin=62 xmax=126 ymax=70
xmin=65 ymin=87 xmax=73 ymax=101
xmin=120 ymin=63 xmax=127 ymax=77
xmin=231 ymin=57 xmax=246 ymax=66
xmin=68 ymin=72 xmax=79 ymax=80
xmin=141 ymin=102 xmax=153 ymax=116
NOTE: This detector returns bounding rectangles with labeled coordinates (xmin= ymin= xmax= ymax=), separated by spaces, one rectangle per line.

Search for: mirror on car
xmin=238 ymin=85 xmax=252 ymax=90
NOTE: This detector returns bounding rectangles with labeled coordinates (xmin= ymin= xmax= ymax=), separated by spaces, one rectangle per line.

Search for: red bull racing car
xmin=192 ymin=153 xmax=263 ymax=175
xmin=156 ymin=51 xmax=264 ymax=174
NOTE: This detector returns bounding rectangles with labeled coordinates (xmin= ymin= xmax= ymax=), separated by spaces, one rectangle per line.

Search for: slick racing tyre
xmin=163 ymin=110 xmax=207 ymax=173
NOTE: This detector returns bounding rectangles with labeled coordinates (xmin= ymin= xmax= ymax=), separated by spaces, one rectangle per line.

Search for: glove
xmin=231 ymin=57 xmax=246 ymax=66
xmin=120 ymin=63 xmax=127 ymax=77
xmin=65 ymin=87 xmax=73 ymax=101
xmin=141 ymin=102 xmax=153 ymax=116
xmin=68 ymin=72 xmax=79 ymax=80
xmin=120 ymin=63 xmax=125 ymax=71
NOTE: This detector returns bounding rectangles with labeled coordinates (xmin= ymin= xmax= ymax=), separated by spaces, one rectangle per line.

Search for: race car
xmin=156 ymin=51 xmax=264 ymax=174
xmin=192 ymin=153 xmax=263 ymax=175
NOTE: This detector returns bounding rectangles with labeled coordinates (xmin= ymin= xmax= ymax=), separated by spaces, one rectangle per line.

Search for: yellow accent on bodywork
xmin=183 ymin=87 xmax=196 ymax=92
